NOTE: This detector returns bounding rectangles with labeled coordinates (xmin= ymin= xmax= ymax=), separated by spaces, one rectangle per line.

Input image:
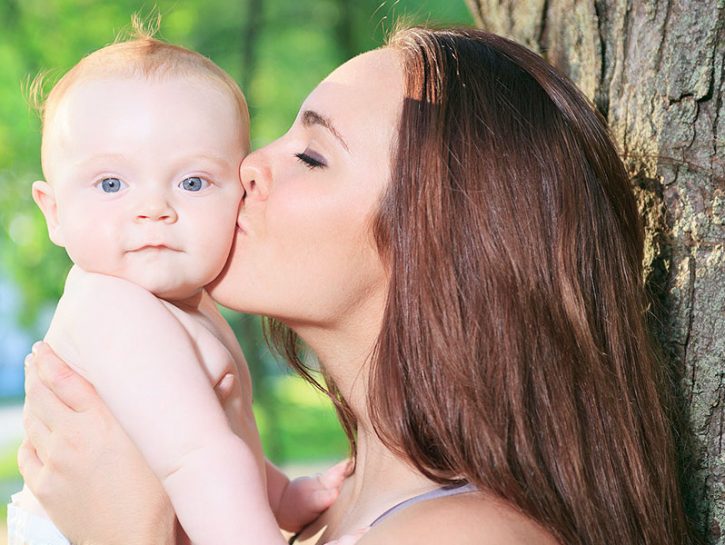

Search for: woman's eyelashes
xmin=295 ymin=149 xmax=327 ymax=169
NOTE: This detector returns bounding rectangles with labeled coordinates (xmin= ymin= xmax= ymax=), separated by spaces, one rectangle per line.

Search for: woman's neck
xmin=350 ymin=424 xmax=439 ymax=508
xmin=291 ymin=317 xmax=438 ymax=538
xmin=310 ymin=423 xmax=438 ymax=542
xmin=291 ymin=309 xmax=381 ymax=415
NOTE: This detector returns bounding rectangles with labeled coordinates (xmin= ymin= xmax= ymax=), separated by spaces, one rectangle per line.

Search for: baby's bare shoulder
xmin=46 ymin=268 xmax=180 ymax=377
xmin=359 ymin=492 xmax=558 ymax=545
xmin=52 ymin=268 xmax=167 ymax=341
xmin=63 ymin=266 xmax=159 ymax=307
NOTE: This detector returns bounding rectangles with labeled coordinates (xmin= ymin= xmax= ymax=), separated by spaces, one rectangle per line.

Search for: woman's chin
xmin=206 ymin=271 xmax=234 ymax=308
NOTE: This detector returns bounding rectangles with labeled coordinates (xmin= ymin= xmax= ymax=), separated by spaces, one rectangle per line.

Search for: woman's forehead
xmin=327 ymin=48 xmax=402 ymax=86
xmin=301 ymin=49 xmax=403 ymax=147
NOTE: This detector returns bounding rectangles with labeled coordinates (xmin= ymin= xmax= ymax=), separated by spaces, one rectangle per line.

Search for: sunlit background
xmin=0 ymin=0 xmax=473 ymax=538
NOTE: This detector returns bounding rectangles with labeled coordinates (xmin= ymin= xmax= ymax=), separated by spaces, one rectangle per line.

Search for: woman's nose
xmin=239 ymin=150 xmax=270 ymax=202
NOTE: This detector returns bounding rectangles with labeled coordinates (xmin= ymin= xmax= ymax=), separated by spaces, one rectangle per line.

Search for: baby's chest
xmin=192 ymin=326 xmax=238 ymax=385
xmin=161 ymin=303 xmax=246 ymax=401
xmin=160 ymin=301 xmax=259 ymax=446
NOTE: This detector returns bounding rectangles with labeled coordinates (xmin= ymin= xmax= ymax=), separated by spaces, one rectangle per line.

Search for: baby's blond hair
xmin=33 ymin=17 xmax=249 ymax=169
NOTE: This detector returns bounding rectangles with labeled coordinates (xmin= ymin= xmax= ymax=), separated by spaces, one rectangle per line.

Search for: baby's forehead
xmin=41 ymin=74 xmax=250 ymax=180
xmin=49 ymin=72 xmax=244 ymax=124
xmin=43 ymin=73 xmax=249 ymax=153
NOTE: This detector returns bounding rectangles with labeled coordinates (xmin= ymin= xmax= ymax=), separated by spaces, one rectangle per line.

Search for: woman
xmin=19 ymin=27 xmax=693 ymax=545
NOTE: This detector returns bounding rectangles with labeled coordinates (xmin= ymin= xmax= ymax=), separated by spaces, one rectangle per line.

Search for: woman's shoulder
xmin=357 ymin=491 xmax=559 ymax=545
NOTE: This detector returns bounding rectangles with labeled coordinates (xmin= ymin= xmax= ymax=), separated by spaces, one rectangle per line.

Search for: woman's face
xmin=208 ymin=48 xmax=403 ymax=329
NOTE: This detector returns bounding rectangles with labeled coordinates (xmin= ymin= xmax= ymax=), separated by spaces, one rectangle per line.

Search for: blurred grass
xmin=256 ymin=374 xmax=349 ymax=464
xmin=0 ymin=446 xmax=18 ymax=479
xmin=0 ymin=442 xmax=20 ymax=530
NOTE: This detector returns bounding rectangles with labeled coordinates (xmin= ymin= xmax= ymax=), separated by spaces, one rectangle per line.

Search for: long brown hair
xmin=269 ymin=26 xmax=694 ymax=545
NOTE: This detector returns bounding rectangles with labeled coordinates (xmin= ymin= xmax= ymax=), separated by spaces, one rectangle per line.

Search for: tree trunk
xmin=466 ymin=0 xmax=725 ymax=542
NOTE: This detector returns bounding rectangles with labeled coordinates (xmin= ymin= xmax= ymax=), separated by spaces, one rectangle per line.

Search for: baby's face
xmin=38 ymin=75 xmax=247 ymax=301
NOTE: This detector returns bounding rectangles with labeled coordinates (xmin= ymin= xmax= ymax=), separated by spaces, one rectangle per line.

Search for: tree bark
xmin=466 ymin=0 xmax=725 ymax=542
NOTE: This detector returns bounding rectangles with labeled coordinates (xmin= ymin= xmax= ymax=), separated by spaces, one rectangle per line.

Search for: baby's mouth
xmin=128 ymin=244 xmax=180 ymax=252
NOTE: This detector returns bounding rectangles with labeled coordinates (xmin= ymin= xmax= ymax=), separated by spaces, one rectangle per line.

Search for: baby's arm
xmin=52 ymin=268 xmax=283 ymax=545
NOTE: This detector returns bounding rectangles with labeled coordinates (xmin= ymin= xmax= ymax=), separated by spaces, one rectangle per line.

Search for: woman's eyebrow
xmin=302 ymin=110 xmax=350 ymax=152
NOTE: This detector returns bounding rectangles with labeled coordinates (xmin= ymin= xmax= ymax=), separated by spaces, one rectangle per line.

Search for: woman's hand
xmin=18 ymin=342 xmax=181 ymax=545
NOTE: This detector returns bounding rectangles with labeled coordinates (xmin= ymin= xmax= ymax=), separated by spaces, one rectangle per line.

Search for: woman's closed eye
xmin=295 ymin=149 xmax=327 ymax=169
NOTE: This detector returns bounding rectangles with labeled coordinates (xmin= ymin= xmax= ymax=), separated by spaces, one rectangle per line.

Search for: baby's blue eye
xmin=97 ymin=177 xmax=126 ymax=193
xmin=179 ymin=177 xmax=209 ymax=192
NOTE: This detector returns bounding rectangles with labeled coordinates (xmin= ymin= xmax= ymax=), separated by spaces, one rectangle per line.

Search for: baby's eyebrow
xmin=73 ymin=153 xmax=232 ymax=173
xmin=75 ymin=153 xmax=125 ymax=166
xmin=301 ymin=110 xmax=350 ymax=152
xmin=189 ymin=154 xmax=233 ymax=169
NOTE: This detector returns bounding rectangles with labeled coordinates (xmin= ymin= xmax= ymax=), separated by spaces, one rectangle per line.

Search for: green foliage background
xmin=0 ymin=0 xmax=472 ymax=326
xmin=0 ymin=0 xmax=472 ymax=477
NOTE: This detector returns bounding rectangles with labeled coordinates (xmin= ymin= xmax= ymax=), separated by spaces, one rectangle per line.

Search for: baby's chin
xmin=137 ymin=279 xmax=204 ymax=303
xmin=151 ymin=285 xmax=205 ymax=304
xmin=99 ymin=270 xmax=205 ymax=303
xmin=73 ymin=259 xmax=213 ymax=304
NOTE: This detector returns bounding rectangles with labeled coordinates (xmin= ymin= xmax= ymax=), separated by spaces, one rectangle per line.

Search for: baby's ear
xmin=32 ymin=181 xmax=64 ymax=247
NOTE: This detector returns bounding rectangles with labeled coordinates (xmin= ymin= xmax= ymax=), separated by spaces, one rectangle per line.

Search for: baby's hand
xmin=275 ymin=459 xmax=351 ymax=532
xmin=323 ymin=527 xmax=370 ymax=545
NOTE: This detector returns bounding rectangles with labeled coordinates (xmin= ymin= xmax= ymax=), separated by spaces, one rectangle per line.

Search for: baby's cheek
xmin=196 ymin=225 xmax=237 ymax=278
xmin=62 ymin=218 xmax=121 ymax=275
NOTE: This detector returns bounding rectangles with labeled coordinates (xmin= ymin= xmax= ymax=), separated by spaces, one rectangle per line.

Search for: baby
xmin=9 ymin=31 xmax=347 ymax=545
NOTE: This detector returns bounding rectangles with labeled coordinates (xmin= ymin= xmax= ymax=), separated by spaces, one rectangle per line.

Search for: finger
xmin=23 ymin=408 xmax=51 ymax=464
xmin=17 ymin=438 xmax=45 ymax=491
xmin=323 ymin=528 xmax=370 ymax=545
xmin=307 ymin=485 xmax=340 ymax=511
xmin=317 ymin=459 xmax=353 ymax=489
xmin=342 ymin=458 xmax=354 ymax=476
xmin=336 ymin=528 xmax=370 ymax=545
xmin=25 ymin=354 xmax=73 ymax=430
xmin=34 ymin=342 xmax=99 ymax=412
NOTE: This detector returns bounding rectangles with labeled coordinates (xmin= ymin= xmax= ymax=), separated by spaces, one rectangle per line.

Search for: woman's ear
xmin=32 ymin=180 xmax=64 ymax=246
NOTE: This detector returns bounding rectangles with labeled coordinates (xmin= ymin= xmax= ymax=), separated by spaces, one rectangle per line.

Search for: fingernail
xmin=24 ymin=354 xmax=33 ymax=368
xmin=31 ymin=341 xmax=42 ymax=355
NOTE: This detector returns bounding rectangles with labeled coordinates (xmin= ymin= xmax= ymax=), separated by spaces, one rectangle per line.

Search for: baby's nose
xmin=135 ymin=197 xmax=178 ymax=223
